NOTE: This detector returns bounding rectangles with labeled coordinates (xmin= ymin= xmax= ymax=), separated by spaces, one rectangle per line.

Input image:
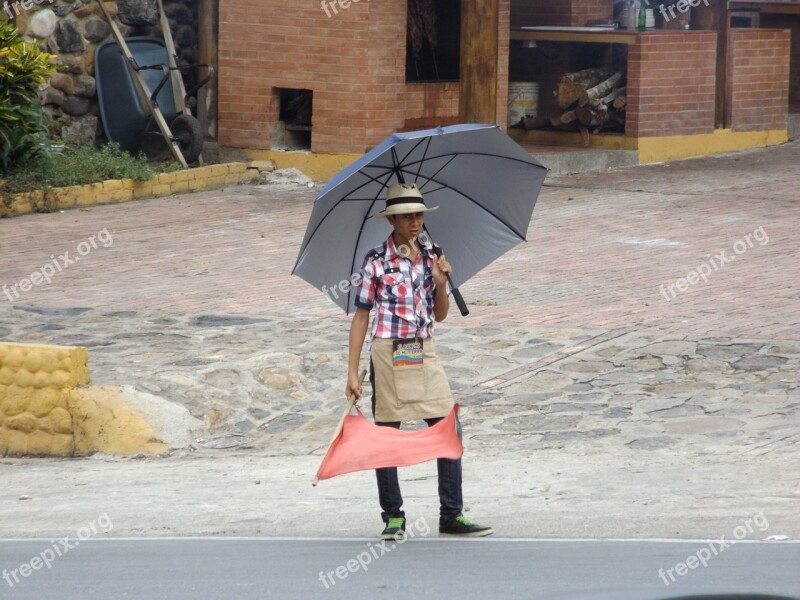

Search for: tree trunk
xmin=556 ymin=67 xmax=614 ymax=109
xmin=579 ymin=72 xmax=624 ymax=107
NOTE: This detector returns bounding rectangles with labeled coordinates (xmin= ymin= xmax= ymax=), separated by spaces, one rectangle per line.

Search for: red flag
xmin=314 ymin=404 xmax=463 ymax=482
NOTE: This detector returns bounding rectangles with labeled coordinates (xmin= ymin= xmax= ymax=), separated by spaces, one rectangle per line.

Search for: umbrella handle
xmin=429 ymin=243 xmax=469 ymax=317
xmin=448 ymin=279 xmax=470 ymax=317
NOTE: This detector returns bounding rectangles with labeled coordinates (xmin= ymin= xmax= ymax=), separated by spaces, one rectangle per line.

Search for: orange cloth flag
xmin=315 ymin=404 xmax=463 ymax=482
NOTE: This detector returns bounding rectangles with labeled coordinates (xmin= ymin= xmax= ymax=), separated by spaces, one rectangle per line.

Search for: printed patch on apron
xmin=392 ymin=339 xmax=424 ymax=367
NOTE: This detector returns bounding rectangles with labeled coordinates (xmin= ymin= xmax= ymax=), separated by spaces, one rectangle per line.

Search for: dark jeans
xmin=369 ymin=359 xmax=463 ymax=525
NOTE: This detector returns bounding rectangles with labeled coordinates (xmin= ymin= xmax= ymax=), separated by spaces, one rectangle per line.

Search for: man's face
xmin=389 ymin=212 xmax=424 ymax=242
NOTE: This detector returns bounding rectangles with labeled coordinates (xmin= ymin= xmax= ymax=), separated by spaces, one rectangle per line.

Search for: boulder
xmin=49 ymin=72 xmax=75 ymax=95
xmin=60 ymin=115 xmax=98 ymax=145
xmin=83 ymin=18 xmax=109 ymax=43
xmin=73 ymin=73 xmax=96 ymax=98
xmin=117 ymin=0 xmax=158 ymax=26
xmin=55 ymin=20 xmax=85 ymax=54
xmin=61 ymin=96 xmax=91 ymax=117
xmin=29 ymin=9 xmax=58 ymax=39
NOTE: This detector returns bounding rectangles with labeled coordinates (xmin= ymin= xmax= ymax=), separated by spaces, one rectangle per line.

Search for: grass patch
xmin=0 ymin=143 xmax=181 ymax=195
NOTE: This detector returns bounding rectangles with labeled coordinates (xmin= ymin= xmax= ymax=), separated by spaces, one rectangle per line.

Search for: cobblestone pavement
xmin=0 ymin=142 xmax=798 ymax=539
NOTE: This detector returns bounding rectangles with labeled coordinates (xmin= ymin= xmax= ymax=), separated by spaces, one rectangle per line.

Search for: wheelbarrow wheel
xmin=171 ymin=114 xmax=203 ymax=163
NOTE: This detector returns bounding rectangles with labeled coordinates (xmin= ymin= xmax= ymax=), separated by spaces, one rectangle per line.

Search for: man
xmin=345 ymin=182 xmax=492 ymax=540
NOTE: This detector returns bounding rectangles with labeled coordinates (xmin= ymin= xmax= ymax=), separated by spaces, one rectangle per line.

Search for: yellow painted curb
xmin=638 ymin=129 xmax=789 ymax=163
xmin=0 ymin=162 xmax=262 ymax=218
xmin=0 ymin=342 xmax=168 ymax=457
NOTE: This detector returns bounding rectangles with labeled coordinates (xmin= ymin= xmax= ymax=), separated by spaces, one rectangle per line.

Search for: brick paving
xmin=2 ymin=143 xmax=798 ymax=339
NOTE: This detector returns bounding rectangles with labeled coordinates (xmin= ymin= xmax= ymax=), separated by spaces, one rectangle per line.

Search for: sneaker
xmin=439 ymin=515 xmax=493 ymax=537
xmin=381 ymin=516 xmax=406 ymax=540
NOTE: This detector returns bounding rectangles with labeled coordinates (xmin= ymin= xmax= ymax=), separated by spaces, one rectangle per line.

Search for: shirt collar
xmin=385 ymin=234 xmax=433 ymax=263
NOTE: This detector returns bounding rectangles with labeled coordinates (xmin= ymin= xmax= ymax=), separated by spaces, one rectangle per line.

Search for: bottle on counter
xmin=637 ymin=0 xmax=647 ymax=30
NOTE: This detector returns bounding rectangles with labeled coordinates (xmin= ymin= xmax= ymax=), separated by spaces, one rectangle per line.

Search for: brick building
xmin=213 ymin=0 xmax=793 ymax=170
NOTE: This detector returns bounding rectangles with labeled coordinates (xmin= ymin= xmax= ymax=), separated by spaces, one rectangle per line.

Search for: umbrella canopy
xmin=293 ymin=123 xmax=548 ymax=314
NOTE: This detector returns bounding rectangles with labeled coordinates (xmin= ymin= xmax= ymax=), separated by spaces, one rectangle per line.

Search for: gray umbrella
xmin=292 ymin=123 xmax=548 ymax=314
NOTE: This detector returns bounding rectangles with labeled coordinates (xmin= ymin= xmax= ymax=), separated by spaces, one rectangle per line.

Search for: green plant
xmin=0 ymin=21 xmax=56 ymax=170
xmin=0 ymin=143 xmax=157 ymax=194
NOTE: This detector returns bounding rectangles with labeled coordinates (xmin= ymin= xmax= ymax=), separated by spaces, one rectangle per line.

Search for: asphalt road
xmin=0 ymin=538 xmax=798 ymax=600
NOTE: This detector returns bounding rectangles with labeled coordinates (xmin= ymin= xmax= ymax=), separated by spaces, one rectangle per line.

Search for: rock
xmin=289 ymin=390 xmax=308 ymax=401
xmin=627 ymin=436 xmax=675 ymax=450
xmin=61 ymin=96 xmax=90 ymax=116
xmin=633 ymin=340 xmax=697 ymax=357
xmin=261 ymin=413 xmax=311 ymax=434
xmin=30 ymin=9 xmax=58 ymax=38
xmin=73 ymin=73 xmax=96 ymax=98
xmin=55 ymin=19 xmax=84 ymax=53
xmin=60 ymin=115 xmax=98 ymax=145
xmin=559 ymin=360 xmax=615 ymax=374
xmin=731 ymin=355 xmax=788 ymax=371
xmin=165 ymin=3 xmax=194 ymax=24
xmin=503 ymin=370 xmax=575 ymax=393
xmin=313 ymin=354 xmax=329 ymax=364
xmin=83 ymin=18 xmax=110 ymax=43
xmin=620 ymin=356 xmax=664 ymax=371
xmin=258 ymin=368 xmax=298 ymax=390
xmin=202 ymin=407 xmax=231 ymax=430
xmin=603 ymin=406 xmax=632 ymax=419
xmin=664 ymin=417 xmax=745 ymax=435
xmin=57 ymin=54 xmax=85 ymax=74
xmin=54 ymin=3 xmax=81 ymax=17
xmin=234 ymin=420 xmax=255 ymax=432
xmin=175 ymin=24 xmax=196 ymax=47
xmin=40 ymin=86 xmax=65 ymax=107
xmin=696 ymin=343 xmax=764 ymax=360
xmin=75 ymin=3 xmax=99 ymax=18
xmin=541 ymin=428 xmax=620 ymax=442
xmin=117 ymin=0 xmax=158 ymax=26
xmin=50 ymin=73 xmax=75 ymax=96
xmin=647 ymin=403 xmax=705 ymax=418
xmin=246 ymin=407 xmax=270 ymax=419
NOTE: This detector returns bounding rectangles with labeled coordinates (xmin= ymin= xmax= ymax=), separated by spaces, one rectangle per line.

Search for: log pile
xmin=523 ymin=67 xmax=627 ymax=144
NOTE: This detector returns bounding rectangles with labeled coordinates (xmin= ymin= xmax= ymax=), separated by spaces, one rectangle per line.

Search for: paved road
xmin=1 ymin=539 xmax=798 ymax=600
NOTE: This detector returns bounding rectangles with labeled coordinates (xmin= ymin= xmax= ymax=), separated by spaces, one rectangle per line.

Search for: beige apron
xmin=370 ymin=337 xmax=454 ymax=422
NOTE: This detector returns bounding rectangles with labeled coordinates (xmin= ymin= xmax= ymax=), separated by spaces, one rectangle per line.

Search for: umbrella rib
xmin=395 ymin=165 xmax=530 ymax=241
xmin=415 ymin=154 xmax=458 ymax=194
xmin=414 ymin=137 xmax=432 ymax=183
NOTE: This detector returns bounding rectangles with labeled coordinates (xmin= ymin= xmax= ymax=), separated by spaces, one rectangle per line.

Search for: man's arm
xmin=346 ymin=307 xmax=370 ymax=400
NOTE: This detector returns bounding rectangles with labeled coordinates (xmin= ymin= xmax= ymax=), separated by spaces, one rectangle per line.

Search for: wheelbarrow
xmin=94 ymin=0 xmax=213 ymax=167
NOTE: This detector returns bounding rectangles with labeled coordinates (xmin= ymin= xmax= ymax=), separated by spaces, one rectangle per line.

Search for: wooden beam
xmin=459 ymin=0 xmax=499 ymax=124
xmin=197 ymin=0 xmax=218 ymax=139
xmin=691 ymin=0 xmax=730 ymax=128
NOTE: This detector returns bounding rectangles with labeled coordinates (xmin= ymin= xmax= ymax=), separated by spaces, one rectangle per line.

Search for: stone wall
xmin=9 ymin=0 xmax=200 ymax=145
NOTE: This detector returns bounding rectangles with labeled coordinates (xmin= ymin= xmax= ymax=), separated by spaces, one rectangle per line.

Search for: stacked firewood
xmin=523 ymin=68 xmax=627 ymax=143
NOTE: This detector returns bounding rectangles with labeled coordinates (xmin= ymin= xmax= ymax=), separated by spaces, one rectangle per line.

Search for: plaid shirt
xmin=354 ymin=234 xmax=441 ymax=340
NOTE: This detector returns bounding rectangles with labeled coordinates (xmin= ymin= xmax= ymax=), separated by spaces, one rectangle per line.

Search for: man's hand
xmin=432 ymin=254 xmax=452 ymax=288
xmin=345 ymin=372 xmax=363 ymax=403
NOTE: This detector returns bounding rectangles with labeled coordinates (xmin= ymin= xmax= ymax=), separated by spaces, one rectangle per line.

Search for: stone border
xmin=0 ymin=161 xmax=269 ymax=218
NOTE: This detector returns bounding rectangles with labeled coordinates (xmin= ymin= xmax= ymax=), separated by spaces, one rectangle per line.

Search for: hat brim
xmin=374 ymin=203 xmax=439 ymax=218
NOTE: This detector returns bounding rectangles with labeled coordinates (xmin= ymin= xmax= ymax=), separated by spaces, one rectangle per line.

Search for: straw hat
xmin=375 ymin=183 xmax=438 ymax=218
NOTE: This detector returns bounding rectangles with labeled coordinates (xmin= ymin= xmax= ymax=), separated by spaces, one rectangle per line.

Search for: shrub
xmin=1 ymin=143 xmax=162 ymax=194
xmin=0 ymin=21 xmax=56 ymax=170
